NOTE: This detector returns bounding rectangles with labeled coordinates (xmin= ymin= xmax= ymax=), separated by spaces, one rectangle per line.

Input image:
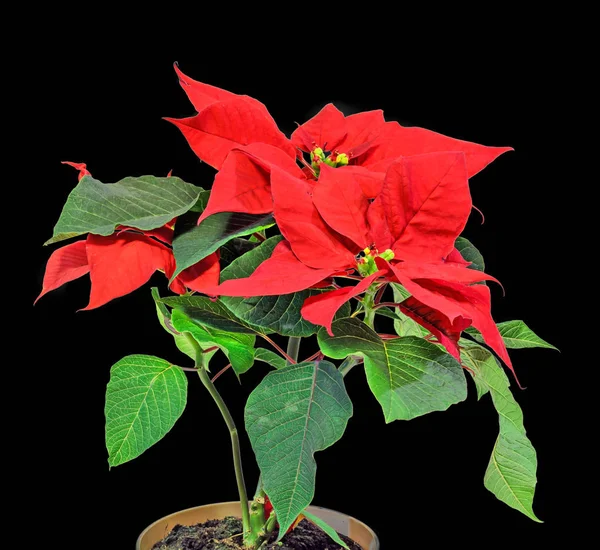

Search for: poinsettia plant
xmin=38 ymin=64 xmax=556 ymax=548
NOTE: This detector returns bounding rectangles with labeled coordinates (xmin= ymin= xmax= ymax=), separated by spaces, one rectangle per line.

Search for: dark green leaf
xmin=46 ymin=175 xmax=201 ymax=245
xmin=170 ymin=309 xmax=255 ymax=376
xmin=220 ymin=236 xmax=349 ymax=337
xmin=245 ymin=360 xmax=352 ymax=537
xmin=455 ymin=236 xmax=485 ymax=272
xmin=318 ymin=318 xmax=467 ymax=422
xmin=105 ymin=355 xmax=187 ymax=467
xmin=161 ymin=295 xmax=255 ymax=334
xmin=219 ymin=238 xmax=260 ymax=269
xmin=171 ymin=211 xmax=274 ymax=279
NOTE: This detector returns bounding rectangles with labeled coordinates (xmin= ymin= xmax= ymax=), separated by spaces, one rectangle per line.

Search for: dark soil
xmin=151 ymin=516 xmax=363 ymax=550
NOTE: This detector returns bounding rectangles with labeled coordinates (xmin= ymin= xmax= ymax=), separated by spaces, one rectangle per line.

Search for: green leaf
xmin=391 ymin=283 xmax=427 ymax=337
xmin=189 ymin=190 xmax=212 ymax=213
xmin=460 ymin=340 xmax=491 ymax=400
xmin=219 ymin=238 xmax=259 ymax=269
xmin=151 ymin=288 xmax=197 ymax=360
xmin=455 ymin=236 xmax=485 ymax=271
xmin=161 ymin=295 xmax=256 ymax=334
xmin=220 ymin=236 xmax=349 ymax=337
xmin=466 ymin=320 xmax=557 ymax=350
xmin=464 ymin=343 xmax=541 ymax=522
xmin=318 ymin=318 xmax=467 ymax=422
xmin=254 ymin=348 xmax=288 ymax=370
xmin=171 ymin=211 xmax=274 ymax=279
xmin=46 ymin=175 xmax=201 ymax=245
xmin=105 ymin=355 xmax=188 ymax=467
xmin=302 ymin=511 xmax=349 ymax=550
xmin=170 ymin=309 xmax=255 ymax=376
xmin=245 ymin=360 xmax=352 ymax=537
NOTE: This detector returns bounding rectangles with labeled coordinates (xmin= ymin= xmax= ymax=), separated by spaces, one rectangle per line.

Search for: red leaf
xmin=312 ymin=165 xmax=371 ymax=250
xmin=301 ymin=271 xmax=384 ymax=335
xmin=361 ymin=121 xmax=513 ymax=177
xmin=35 ymin=240 xmax=89 ymax=304
xmin=383 ymin=259 xmax=514 ymax=376
xmin=367 ymin=196 xmax=394 ymax=251
xmin=291 ymin=103 xmax=347 ymax=152
xmin=165 ymin=97 xmax=295 ymax=170
xmin=398 ymin=296 xmax=471 ymax=360
xmin=172 ymin=252 xmax=221 ymax=294
xmin=198 ymin=143 xmax=304 ymax=224
xmin=342 ymin=166 xmax=385 ymax=199
xmin=445 ymin=247 xmax=471 ymax=266
xmin=204 ymin=241 xmax=336 ymax=297
xmin=174 ymin=63 xmax=238 ymax=112
xmin=381 ymin=153 xmax=471 ymax=262
xmin=270 ymin=167 xmax=355 ymax=270
xmin=61 ymin=161 xmax=91 ymax=181
xmin=416 ymin=280 xmax=513 ymax=374
xmin=392 ymin=260 xmax=499 ymax=285
xmin=336 ymin=110 xmax=386 ymax=155
xmin=83 ymin=233 xmax=173 ymax=310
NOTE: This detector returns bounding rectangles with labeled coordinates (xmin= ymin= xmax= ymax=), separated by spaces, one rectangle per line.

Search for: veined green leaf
xmin=245 ymin=361 xmax=352 ymax=537
xmin=170 ymin=309 xmax=255 ymax=376
xmin=455 ymin=236 xmax=485 ymax=271
xmin=318 ymin=318 xmax=467 ymax=422
xmin=391 ymin=283 xmax=427 ymax=337
xmin=171 ymin=211 xmax=274 ymax=279
xmin=220 ymin=236 xmax=349 ymax=336
xmin=463 ymin=340 xmax=541 ymax=522
xmin=253 ymin=348 xmax=287 ymax=370
xmin=105 ymin=355 xmax=187 ymax=467
xmin=161 ymin=295 xmax=255 ymax=334
xmin=151 ymin=288 xmax=196 ymax=360
xmin=46 ymin=175 xmax=201 ymax=245
xmin=466 ymin=320 xmax=557 ymax=350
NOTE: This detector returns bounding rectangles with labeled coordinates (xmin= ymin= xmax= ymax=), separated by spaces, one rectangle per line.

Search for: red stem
xmin=300 ymin=350 xmax=323 ymax=363
xmin=372 ymin=302 xmax=402 ymax=310
xmin=252 ymin=233 xmax=266 ymax=242
xmin=211 ymin=363 xmax=232 ymax=383
xmin=259 ymin=335 xmax=297 ymax=364
xmin=373 ymin=283 xmax=388 ymax=304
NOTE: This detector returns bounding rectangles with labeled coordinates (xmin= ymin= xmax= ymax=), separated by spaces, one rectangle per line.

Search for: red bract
xmin=165 ymin=64 xmax=296 ymax=171
xmin=202 ymin=152 xmax=514 ymax=374
xmin=36 ymin=164 xmax=220 ymax=309
xmin=292 ymin=103 xmax=512 ymax=181
xmin=169 ymin=66 xmax=511 ymax=228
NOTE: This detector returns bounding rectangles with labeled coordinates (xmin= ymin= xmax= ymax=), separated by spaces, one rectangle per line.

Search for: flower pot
xmin=136 ymin=501 xmax=379 ymax=550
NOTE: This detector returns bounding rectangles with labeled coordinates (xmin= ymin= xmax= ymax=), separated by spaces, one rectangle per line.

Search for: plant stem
xmin=362 ymin=287 xmax=377 ymax=330
xmin=259 ymin=334 xmax=297 ymax=364
xmin=183 ymin=332 xmax=251 ymax=539
xmin=339 ymin=355 xmax=361 ymax=377
xmin=286 ymin=336 xmax=301 ymax=365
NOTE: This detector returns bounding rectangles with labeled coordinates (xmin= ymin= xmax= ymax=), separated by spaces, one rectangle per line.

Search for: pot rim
xmin=136 ymin=501 xmax=379 ymax=549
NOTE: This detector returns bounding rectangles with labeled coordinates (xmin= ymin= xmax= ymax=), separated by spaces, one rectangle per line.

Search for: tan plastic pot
xmin=137 ymin=501 xmax=379 ymax=550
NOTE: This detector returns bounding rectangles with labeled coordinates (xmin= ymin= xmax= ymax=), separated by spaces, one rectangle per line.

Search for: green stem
xmin=183 ymin=332 xmax=251 ymax=539
xmin=362 ymin=287 xmax=377 ymax=330
xmin=339 ymin=355 xmax=360 ymax=377
xmin=286 ymin=336 xmax=301 ymax=365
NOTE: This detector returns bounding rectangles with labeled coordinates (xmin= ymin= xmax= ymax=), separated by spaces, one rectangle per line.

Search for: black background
xmin=26 ymin=39 xmax=572 ymax=548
